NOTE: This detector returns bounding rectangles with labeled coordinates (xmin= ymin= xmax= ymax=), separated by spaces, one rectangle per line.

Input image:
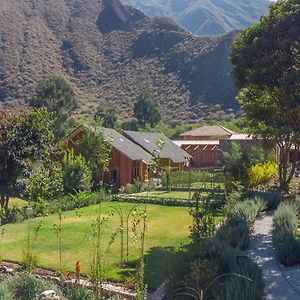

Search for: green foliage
xmin=216 ymin=215 xmax=250 ymax=250
xmin=218 ymin=197 xmax=265 ymax=250
xmin=230 ymin=0 xmax=300 ymax=191
xmin=189 ymin=192 xmax=215 ymax=243
xmin=162 ymin=170 xmax=224 ymax=188
xmin=95 ymin=106 xmax=119 ymax=129
xmin=224 ymin=143 xmax=274 ymax=187
xmin=63 ymin=284 xmax=91 ymax=300
xmin=62 ymin=150 xmax=92 ymax=194
xmin=248 ymin=161 xmax=278 ymax=187
xmin=30 ymin=75 xmax=78 ymax=139
xmin=133 ymin=90 xmax=161 ymax=128
xmin=28 ymin=163 xmax=63 ymax=202
xmin=223 ymin=188 xmax=243 ymax=216
xmin=232 ymin=197 xmax=266 ymax=224
xmin=10 ymin=274 xmax=41 ymax=300
xmin=120 ymin=178 xmax=148 ymax=194
xmin=75 ymin=125 xmax=112 ymax=190
xmin=162 ymin=167 xmax=172 ymax=192
xmin=214 ymin=247 xmax=264 ymax=300
xmin=272 ymin=202 xmax=300 ymax=265
xmin=0 ymin=108 xmax=55 ymax=209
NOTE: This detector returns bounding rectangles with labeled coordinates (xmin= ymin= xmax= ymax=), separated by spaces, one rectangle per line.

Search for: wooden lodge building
xmin=174 ymin=125 xmax=236 ymax=168
xmin=64 ymin=126 xmax=190 ymax=188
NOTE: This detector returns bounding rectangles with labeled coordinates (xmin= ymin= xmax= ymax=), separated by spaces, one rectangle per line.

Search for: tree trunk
xmin=278 ymin=147 xmax=290 ymax=192
xmin=4 ymin=194 xmax=9 ymax=210
xmin=278 ymin=145 xmax=298 ymax=192
xmin=0 ymin=192 xmax=5 ymax=209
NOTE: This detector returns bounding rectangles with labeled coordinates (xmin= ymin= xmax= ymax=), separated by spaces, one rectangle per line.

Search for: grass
xmin=2 ymin=202 xmax=197 ymax=289
xmin=125 ymin=190 xmax=195 ymax=199
xmin=2 ymin=201 xmax=222 ymax=289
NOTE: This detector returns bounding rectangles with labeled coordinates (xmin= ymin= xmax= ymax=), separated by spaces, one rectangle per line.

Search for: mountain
xmin=0 ymin=0 xmax=238 ymax=122
xmin=122 ymin=0 xmax=270 ymax=36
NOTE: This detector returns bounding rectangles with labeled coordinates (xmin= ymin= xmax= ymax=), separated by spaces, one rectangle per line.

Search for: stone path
xmin=248 ymin=213 xmax=300 ymax=300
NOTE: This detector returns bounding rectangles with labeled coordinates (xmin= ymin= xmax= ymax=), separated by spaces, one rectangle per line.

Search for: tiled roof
xmin=180 ymin=125 xmax=236 ymax=137
xmin=64 ymin=126 xmax=152 ymax=164
xmin=124 ymin=131 xmax=191 ymax=163
xmin=102 ymin=128 xmax=152 ymax=163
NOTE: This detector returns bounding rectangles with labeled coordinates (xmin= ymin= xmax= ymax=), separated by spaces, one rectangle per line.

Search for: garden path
xmin=248 ymin=213 xmax=300 ymax=300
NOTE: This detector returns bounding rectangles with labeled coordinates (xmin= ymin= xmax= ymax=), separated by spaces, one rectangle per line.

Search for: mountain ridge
xmin=122 ymin=0 xmax=270 ymax=36
xmin=0 ymin=0 xmax=238 ymax=122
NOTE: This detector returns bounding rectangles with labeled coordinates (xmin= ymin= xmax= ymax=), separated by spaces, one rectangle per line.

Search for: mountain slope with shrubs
xmin=0 ymin=0 xmax=238 ymax=122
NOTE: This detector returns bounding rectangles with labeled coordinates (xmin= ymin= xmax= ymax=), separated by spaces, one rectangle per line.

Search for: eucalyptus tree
xmin=230 ymin=0 xmax=300 ymax=191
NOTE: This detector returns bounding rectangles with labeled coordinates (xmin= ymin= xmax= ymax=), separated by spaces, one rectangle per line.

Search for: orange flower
xmin=75 ymin=260 xmax=81 ymax=273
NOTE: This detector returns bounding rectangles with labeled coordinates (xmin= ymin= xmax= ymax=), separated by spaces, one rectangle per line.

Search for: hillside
xmin=0 ymin=0 xmax=238 ymax=122
xmin=122 ymin=0 xmax=270 ymax=36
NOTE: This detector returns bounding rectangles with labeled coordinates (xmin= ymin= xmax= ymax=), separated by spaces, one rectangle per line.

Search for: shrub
xmin=63 ymin=284 xmax=91 ymax=300
xmin=10 ymin=273 xmax=44 ymax=300
xmin=244 ymin=190 xmax=283 ymax=211
xmin=232 ymin=197 xmax=266 ymax=224
xmin=214 ymin=247 xmax=264 ymax=300
xmin=62 ymin=150 xmax=92 ymax=194
xmin=120 ymin=179 xmax=147 ymax=194
xmin=223 ymin=189 xmax=243 ymax=216
xmin=248 ymin=161 xmax=278 ymax=188
xmin=8 ymin=273 xmax=65 ymax=300
xmin=28 ymin=163 xmax=63 ymax=202
xmin=216 ymin=215 xmax=250 ymax=250
xmin=272 ymin=202 xmax=300 ymax=265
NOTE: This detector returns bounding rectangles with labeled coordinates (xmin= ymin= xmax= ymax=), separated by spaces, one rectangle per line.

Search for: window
xmin=111 ymin=170 xmax=118 ymax=184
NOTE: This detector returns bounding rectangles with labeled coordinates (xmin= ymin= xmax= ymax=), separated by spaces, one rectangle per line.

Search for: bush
xmin=272 ymin=202 xmax=300 ymax=265
xmin=120 ymin=178 xmax=147 ymax=194
xmin=3 ymin=191 xmax=107 ymax=224
xmin=10 ymin=273 xmax=60 ymax=300
xmin=248 ymin=161 xmax=278 ymax=188
xmin=244 ymin=190 xmax=283 ymax=211
xmin=28 ymin=163 xmax=63 ymax=202
xmin=216 ymin=215 xmax=250 ymax=250
xmin=63 ymin=284 xmax=92 ymax=300
xmin=223 ymin=188 xmax=243 ymax=216
xmin=63 ymin=150 xmax=92 ymax=194
xmin=214 ymin=247 xmax=264 ymax=300
xmin=232 ymin=197 xmax=266 ymax=224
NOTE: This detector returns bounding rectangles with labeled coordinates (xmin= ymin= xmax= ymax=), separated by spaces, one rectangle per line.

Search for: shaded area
xmin=117 ymin=246 xmax=186 ymax=291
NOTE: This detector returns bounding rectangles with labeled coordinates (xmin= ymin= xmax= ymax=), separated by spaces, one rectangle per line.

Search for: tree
xmin=95 ymin=106 xmax=118 ymax=129
xmin=62 ymin=149 xmax=92 ymax=194
xmin=30 ymin=75 xmax=78 ymax=139
xmin=0 ymin=109 xmax=54 ymax=208
xmin=133 ymin=90 xmax=161 ymax=128
xmin=75 ymin=125 xmax=112 ymax=190
xmin=230 ymin=0 xmax=300 ymax=191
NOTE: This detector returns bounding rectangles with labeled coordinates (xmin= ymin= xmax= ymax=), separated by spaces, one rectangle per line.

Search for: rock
xmin=0 ymin=266 xmax=14 ymax=274
xmin=39 ymin=290 xmax=60 ymax=300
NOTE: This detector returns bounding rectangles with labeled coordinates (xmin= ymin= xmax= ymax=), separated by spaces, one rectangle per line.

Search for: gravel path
xmin=248 ymin=213 xmax=300 ymax=300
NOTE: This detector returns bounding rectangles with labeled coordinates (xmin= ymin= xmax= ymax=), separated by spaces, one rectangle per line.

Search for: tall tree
xmin=30 ymin=75 xmax=78 ymax=139
xmin=134 ymin=90 xmax=161 ymax=128
xmin=230 ymin=0 xmax=300 ymax=191
xmin=0 ymin=109 xmax=54 ymax=208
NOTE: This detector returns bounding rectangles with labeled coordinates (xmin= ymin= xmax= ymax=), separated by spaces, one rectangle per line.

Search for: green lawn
xmin=125 ymin=190 xmax=195 ymax=199
xmin=2 ymin=202 xmax=201 ymax=289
